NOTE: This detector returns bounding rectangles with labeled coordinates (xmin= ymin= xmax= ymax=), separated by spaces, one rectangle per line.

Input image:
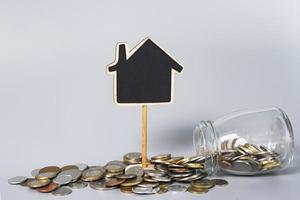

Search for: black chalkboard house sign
xmin=107 ymin=38 xmax=183 ymax=105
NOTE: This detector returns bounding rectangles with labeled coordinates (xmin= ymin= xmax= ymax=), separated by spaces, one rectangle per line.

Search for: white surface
xmin=0 ymin=0 xmax=300 ymax=199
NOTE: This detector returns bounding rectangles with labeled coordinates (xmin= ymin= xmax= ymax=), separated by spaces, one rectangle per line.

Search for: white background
xmin=0 ymin=0 xmax=299 ymax=199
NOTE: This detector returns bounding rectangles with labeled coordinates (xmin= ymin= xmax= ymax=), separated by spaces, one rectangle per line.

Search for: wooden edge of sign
xmin=106 ymin=37 xmax=183 ymax=106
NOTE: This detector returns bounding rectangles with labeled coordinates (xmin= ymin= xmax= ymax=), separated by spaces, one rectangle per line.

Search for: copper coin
xmin=120 ymin=186 xmax=133 ymax=194
xmin=61 ymin=165 xmax=79 ymax=171
xmin=37 ymin=182 xmax=59 ymax=193
xmin=211 ymin=179 xmax=228 ymax=186
xmin=39 ymin=166 xmax=61 ymax=174
xmin=105 ymin=178 xmax=125 ymax=187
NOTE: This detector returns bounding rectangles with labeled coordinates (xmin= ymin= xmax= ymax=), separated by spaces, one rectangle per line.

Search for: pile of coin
xmin=8 ymin=152 xmax=228 ymax=196
xmin=219 ymin=142 xmax=281 ymax=174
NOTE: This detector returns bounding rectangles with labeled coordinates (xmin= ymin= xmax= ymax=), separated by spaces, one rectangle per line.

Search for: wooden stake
xmin=142 ymin=105 xmax=148 ymax=168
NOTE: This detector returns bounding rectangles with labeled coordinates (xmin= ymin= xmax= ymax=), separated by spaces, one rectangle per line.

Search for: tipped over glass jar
xmin=193 ymin=107 xmax=294 ymax=175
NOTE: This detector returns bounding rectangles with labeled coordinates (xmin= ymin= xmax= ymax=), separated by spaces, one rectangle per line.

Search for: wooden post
xmin=142 ymin=105 xmax=148 ymax=168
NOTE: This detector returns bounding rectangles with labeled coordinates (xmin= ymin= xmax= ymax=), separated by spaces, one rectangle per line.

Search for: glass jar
xmin=193 ymin=107 xmax=294 ymax=175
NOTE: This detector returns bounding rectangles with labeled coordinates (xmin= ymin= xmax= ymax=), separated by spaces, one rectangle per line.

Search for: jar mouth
xmin=193 ymin=120 xmax=219 ymax=174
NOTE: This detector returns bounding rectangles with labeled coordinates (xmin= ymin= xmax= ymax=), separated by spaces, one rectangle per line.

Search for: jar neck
xmin=193 ymin=120 xmax=219 ymax=174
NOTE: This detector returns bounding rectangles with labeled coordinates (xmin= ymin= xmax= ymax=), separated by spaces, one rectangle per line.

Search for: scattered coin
xmin=27 ymin=178 xmax=50 ymax=188
xmin=116 ymin=174 xmax=137 ymax=180
xmin=39 ymin=166 xmax=60 ymax=174
xmin=52 ymin=187 xmax=72 ymax=196
xmin=105 ymin=164 xmax=125 ymax=173
xmin=187 ymin=186 xmax=209 ymax=195
xmin=37 ymin=182 xmax=59 ymax=193
xmin=8 ymin=176 xmax=27 ymax=185
xmin=211 ymin=179 xmax=228 ymax=186
xmin=90 ymin=180 xmax=117 ymax=191
xmin=138 ymin=181 xmax=159 ymax=188
xmin=120 ymin=186 xmax=133 ymax=194
xmin=8 ymin=152 xmax=228 ymax=196
xmin=121 ymin=176 xmax=143 ymax=187
xmin=61 ymin=165 xmax=79 ymax=171
xmin=123 ymin=152 xmax=142 ymax=164
xmin=132 ymin=186 xmax=159 ymax=194
xmin=36 ymin=172 xmax=57 ymax=180
xmin=125 ymin=164 xmax=144 ymax=177
xmin=59 ymin=169 xmax=82 ymax=182
xmin=53 ymin=174 xmax=73 ymax=186
xmin=75 ymin=163 xmax=88 ymax=171
xmin=105 ymin=178 xmax=126 ymax=187
xmin=69 ymin=180 xmax=88 ymax=189
xmin=81 ymin=167 xmax=105 ymax=182
xmin=168 ymin=184 xmax=188 ymax=192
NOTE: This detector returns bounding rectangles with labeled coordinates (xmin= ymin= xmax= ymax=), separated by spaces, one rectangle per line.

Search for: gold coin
xmin=184 ymin=163 xmax=204 ymax=169
xmin=36 ymin=172 xmax=58 ymax=180
xmin=81 ymin=168 xmax=105 ymax=182
xmin=187 ymin=186 xmax=209 ymax=195
xmin=39 ymin=166 xmax=61 ymax=174
xmin=158 ymin=186 xmax=168 ymax=194
xmin=61 ymin=165 xmax=79 ymax=171
xmin=121 ymin=176 xmax=143 ymax=187
xmin=105 ymin=164 xmax=125 ymax=173
xmin=167 ymin=157 xmax=184 ymax=164
xmin=151 ymin=154 xmax=171 ymax=161
xmin=191 ymin=179 xmax=215 ymax=189
xmin=176 ymin=157 xmax=193 ymax=164
xmin=27 ymin=178 xmax=50 ymax=188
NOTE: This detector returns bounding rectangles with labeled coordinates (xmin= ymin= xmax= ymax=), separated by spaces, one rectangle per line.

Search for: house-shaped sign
xmin=107 ymin=37 xmax=183 ymax=105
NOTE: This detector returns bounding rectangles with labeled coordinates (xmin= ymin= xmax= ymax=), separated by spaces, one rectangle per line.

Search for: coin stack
xmin=8 ymin=152 xmax=228 ymax=196
xmin=219 ymin=142 xmax=281 ymax=173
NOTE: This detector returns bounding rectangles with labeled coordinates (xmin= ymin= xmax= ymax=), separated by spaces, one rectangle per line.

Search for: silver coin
xmin=89 ymin=179 xmax=117 ymax=191
xmin=52 ymin=187 xmax=72 ymax=196
xmin=69 ymin=181 xmax=88 ymax=189
xmin=168 ymin=184 xmax=188 ymax=192
xmin=138 ymin=182 xmax=159 ymax=188
xmin=8 ymin=176 xmax=27 ymax=185
xmin=31 ymin=169 xmax=40 ymax=177
xmin=152 ymin=176 xmax=171 ymax=182
xmin=232 ymin=160 xmax=253 ymax=172
xmin=125 ymin=164 xmax=144 ymax=177
xmin=132 ymin=186 xmax=159 ymax=194
xmin=59 ymin=169 xmax=82 ymax=182
xmin=168 ymin=172 xmax=193 ymax=178
xmin=144 ymin=169 xmax=166 ymax=177
xmin=124 ymin=152 xmax=142 ymax=160
xmin=53 ymin=174 xmax=73 ymax=186
xmin=106 ymin=160 xmax=127 ymax=168
xmin=155 ymin=164 xmax=169 ymax=173
xmin=176 ymin=172 xmax=207 ymax=182
xmin=75 ymin=163 xmax=88 ymax=171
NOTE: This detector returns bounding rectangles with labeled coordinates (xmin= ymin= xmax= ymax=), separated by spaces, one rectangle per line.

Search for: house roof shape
xmin=107 ymin=38 xmax=183 ymax=73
